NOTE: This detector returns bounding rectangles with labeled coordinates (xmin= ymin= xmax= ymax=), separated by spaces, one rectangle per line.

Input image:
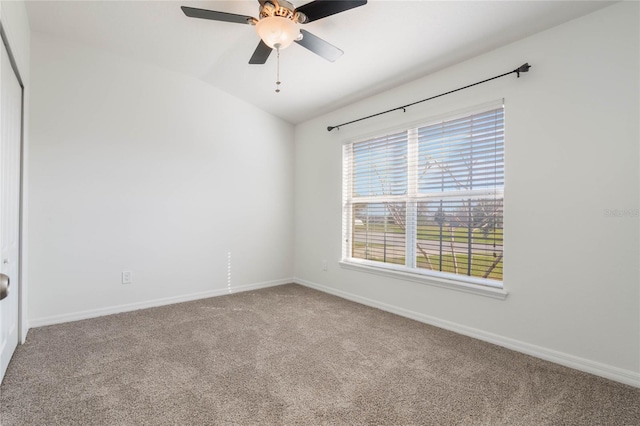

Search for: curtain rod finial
xmin=327 ymin=126 xmax=337 ymax=132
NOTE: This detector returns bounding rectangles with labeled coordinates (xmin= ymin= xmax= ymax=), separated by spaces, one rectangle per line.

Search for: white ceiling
xmin=26 ymin=0 xmax=614 ymax=124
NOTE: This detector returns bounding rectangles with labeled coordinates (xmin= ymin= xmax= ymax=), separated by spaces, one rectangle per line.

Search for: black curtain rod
xmin=327 ymin=63 xmax=531 ymax=132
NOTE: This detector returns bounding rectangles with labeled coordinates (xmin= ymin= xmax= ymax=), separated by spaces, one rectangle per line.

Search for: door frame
xmin=0 ymin=19 xmax=26 ymax=345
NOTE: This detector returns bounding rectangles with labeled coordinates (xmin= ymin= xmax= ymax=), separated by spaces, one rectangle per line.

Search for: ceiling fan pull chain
xmin=275 ymin=46 xmax=281 ymax=93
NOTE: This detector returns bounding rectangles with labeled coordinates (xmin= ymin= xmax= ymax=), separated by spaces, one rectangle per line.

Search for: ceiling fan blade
xmin=181 ymin=6 xmax=254 ymax=24
xmin=295 ymin=0 xmax=367 ymax=23
xmin=295 ymin=29 xmax=343 ymax=62
xmin=249 ymin=40 xmax=273 ymax=64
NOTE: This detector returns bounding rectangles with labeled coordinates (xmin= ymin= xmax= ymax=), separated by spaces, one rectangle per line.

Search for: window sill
xmin=339 ymin=260 xmax=508 ymax=300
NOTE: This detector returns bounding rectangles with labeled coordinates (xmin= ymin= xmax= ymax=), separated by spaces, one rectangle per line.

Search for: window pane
xmin=352 ymin=131 xmax=408 ymax=197
xmin=352 ymin=203 xmax=406 ymax=265
xmin=416 ymin=198 xmax=503 ymax=281
xmin=343 ymin=104 xmax=505 ymax=289
xmin=418 ymin=109 xmax=504 ymax=193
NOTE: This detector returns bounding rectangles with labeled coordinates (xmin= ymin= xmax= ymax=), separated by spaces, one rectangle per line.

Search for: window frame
xmin=341 ymin=101 xmax=508 ymax=300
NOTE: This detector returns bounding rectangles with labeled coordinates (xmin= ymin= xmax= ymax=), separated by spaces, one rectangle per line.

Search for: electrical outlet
xmin=322 ymin=260 xmax=328 ymax=271
xmin=122 ymin=271 xmax=133 ymax=284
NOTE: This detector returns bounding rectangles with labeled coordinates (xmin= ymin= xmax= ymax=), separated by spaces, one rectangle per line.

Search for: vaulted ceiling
xmin=27 ymin=1 xmax=614 ymax=124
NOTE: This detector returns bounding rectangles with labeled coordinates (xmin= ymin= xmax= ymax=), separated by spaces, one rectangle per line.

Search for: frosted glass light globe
xmin=256 ymin=16 xmax=299 ymax=49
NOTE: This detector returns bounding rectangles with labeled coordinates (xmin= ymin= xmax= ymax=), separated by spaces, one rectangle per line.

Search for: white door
xmin=0 ymin=39 xmax=23 ymax=382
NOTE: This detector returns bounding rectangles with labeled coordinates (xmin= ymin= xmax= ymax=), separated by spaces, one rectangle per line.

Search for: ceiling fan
xmin=181 ymin=0 xmax=368 ymax=65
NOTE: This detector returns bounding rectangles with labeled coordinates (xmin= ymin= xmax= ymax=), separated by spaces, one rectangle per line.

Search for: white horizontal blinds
xmin=415 ymin=106 xmax=504 ymax=281
xmin=349 ymin=131 xmax=408 ymax=265
xmin=415 ymin=199 xmax=503 ymax=280
xmin=351 ymin=131 xmax=408 ymax=197
xmin=342 ymin=103 xmax=504 ymax=286
xmin=418 ymin=108 xmax=504 ymax=194
xmin=352 ymin=203 xmax=406 ymax=265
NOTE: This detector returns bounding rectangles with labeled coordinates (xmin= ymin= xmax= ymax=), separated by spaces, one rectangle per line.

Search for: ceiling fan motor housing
xmin=258 ymin=1 xmax=307 ymax=24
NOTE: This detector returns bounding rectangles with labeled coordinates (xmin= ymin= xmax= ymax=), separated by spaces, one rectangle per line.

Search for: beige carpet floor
xmin=1 ymin=284 xmax=638 ymax=425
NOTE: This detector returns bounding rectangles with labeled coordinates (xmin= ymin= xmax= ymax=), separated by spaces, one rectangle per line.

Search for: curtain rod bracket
xmin=515 ymin=63 xmax=531 ymax=78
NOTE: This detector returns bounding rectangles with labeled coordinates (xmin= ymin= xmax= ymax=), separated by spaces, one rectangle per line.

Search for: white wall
xmin=0 ymin=0 xmax=31 ymax=342
xmin=28 ymin=34 xmax=294 ymax=324
xmin=294 ymin=2 xmax=639 ymax=386
xmin=1 ymin=2 xmax=29 ymax=83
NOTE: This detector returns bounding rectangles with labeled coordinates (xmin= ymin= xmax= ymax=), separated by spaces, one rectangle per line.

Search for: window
xmin=342 ymin=103 xmax=504 ymax=290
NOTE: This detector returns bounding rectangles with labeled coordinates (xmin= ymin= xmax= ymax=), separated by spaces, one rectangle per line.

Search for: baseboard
xmin=29 ymin=278 xmax=293 ymax=328
xmin=293 ymin=277 xmax=640 ymax=388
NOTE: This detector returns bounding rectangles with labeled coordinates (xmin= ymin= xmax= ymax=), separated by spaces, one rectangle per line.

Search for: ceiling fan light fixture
xmin=256 ymin=16 xmax=299 ymax=49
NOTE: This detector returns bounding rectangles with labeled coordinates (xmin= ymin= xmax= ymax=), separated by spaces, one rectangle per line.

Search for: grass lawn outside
xmin=355 ymin=224 xmax=503 ymax=246
xmin=352 ymin=241 xmax=503 ymax=281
